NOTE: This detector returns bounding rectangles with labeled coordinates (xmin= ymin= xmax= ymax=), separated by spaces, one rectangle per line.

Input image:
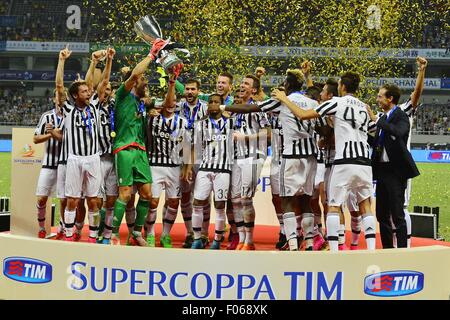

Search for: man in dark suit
xmin=367 ymin=84 xmax=420 ymax=248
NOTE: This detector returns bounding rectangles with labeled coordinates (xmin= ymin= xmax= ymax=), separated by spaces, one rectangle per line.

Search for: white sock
xmin=326 ymin=213 xmax=340 ymax=252
xmin=103 ymin=207 xmax=113 ymax=239
xmin=125 ymin=207 xmax=136 ymax=234
xmin=181 ymin=201 xmax=193 ymax=234
xmin=64 ymin=209 xmax=76 ymax=237
xmin=362 ymin=213 xmax=376 ymax=250
xmin=214 ymin=208 xmax=226 ymax=241
xmin=338 ymin=224 xmax=346 ymax=245
xmin=351 ymin=216 xmax=362 ymax=246
xmin=232 ymin=199 xmax=245 ymax=243
xmin=145 ymin=208 xmax=157 ymax=236
xmin=404 ymin=208 xmax=412 ymax=248
xmin=162 ymin=206 xmax=178 ymax=236
xmin=276 ymin=212 xmax=285 ymax=235
xmin=301 ymin=213 xmax=314 ymax=249
xmin=36 ymin=204 xmax=46 ymax=229
xmin=283 ymin=212 xmax=298 ymax=251
xmin=202 ymin=203 xmax=211 ymax=236
xmin=242 ymin=199 xmax=255 ymax=245
xmin=192 ymin=205 xmax=204 ymax=240
xmin=88 ymin=210 xmax=100 ymax=239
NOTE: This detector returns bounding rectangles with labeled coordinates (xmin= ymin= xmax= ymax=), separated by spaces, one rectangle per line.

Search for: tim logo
xmin=3 ymin=257 xmax=52 ymax=284
xmin=364 ymin=271 xmax=424 ymax=297
xmin=427 ymin=151 xmax=450 ymax=161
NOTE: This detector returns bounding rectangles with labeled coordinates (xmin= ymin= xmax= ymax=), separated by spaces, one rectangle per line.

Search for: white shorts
xmin=327 ymin=164 xmax=373 ymax=207
xmin=194 ymin=170 xmax=230 ymax=202
xmin=270 ymin=161 xmax=280 ymax=195
xmin=180 ymin=164 xmax=199 ymax=194
xmin=151 ymin=166 xmax=181 ymax=199
xmin=312 ymin=162 xmax=326 ymax=199
xmin=35 ymin=168 xmax=57 ymax=197
xmin=65 ymin=153 xmax=101 ymax=198
xmin=346 ymin=190 xmax=359 ymax=212
xmin=230 ymin=158 xmax=265 ymax=199
xmin=279 ymin=157 xmax=317 ymax=197
xmin=98 ymin=155 xmax=118 ymax=198
xmin=57 ymin=164 xmax=67 ymax=199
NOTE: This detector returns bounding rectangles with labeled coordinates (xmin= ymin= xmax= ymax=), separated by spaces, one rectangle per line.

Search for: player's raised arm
xmin=85 ymin=49 xmax=106 ymax=92
xmin=124 ymin=39 xmax=167 ymax=92
xmin=301 ymin=60 xmax=314 ymax=88
xmin=271 ymin=88 xmax=319 ymax=120
xmin=410 ymin=56 xmax=428 ymax=109
xmin=163 ymin=73 xmax=177 ymax=108
xmin=55 ymin=47 xmax=71 ymax=105
xmin=97 ymin=48 xmax=115 ymax=102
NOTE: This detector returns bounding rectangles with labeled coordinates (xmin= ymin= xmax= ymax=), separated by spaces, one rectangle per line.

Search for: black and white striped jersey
xmin=324 ymin=146 xmax=336 ymax=168
xmin=269 ymin=112 xmax=283 ymax=165
xmin=34 ymin=108 xmax=63 ymax=169
xmin=58 ymin=118 xmax=68 ymax=165
xmin=61 ymin=93 xmax=101 ymax=157
xmin=97 ymin=98 xmax=114 ymax=156
xmin=147 ymin=111 xmax=190 ymax=167
xmin=176 ymin=100 xmax=209 ymax=129
xmin=194 ymin=116 xmax=235 ymax=173
xmin=259 ymin=93 xmax=318 ymax=158
xmin=316 ymin=96 xmax=371 ymax=166
xmin=177 ymin=99 xmax=208 ymax=164
xmin=233 ymin=111 xmax=270 ymax=160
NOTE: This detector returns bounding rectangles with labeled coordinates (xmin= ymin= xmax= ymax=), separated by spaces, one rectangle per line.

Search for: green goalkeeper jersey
xmin=112 ymin=84 xmax=147 ymax=154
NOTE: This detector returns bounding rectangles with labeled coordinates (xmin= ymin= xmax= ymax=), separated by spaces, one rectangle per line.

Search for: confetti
xmin=85 ymin=0 xmax=449 ymax=100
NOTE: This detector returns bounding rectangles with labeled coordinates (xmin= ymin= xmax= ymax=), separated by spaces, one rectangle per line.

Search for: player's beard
xmin=186 ymin=94 xmax=196 ymax=104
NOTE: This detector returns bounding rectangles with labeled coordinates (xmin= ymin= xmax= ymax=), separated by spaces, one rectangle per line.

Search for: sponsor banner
xmin=264 ymin=76 xmax=445 ymax=90
xmin=241 ymin=46 xmax=450 ymax=60
xmin=411 ymin=150 xmax=450 ymax=163
xmin=0 ymin=70 xmax=85 ymax=81
xmin=90 ymin=43 xmax=149 ymax=55
xmin=0 ymin=41 xmax=89 ymax=53
xmin=11 ymin=128 xmax=52 ymax=237
xmin=0 ymin=234 xmax=449 ymax=300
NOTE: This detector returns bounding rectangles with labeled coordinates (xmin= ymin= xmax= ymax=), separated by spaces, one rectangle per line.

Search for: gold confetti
xmin=85 ymin=0 xmax=450 ymax=100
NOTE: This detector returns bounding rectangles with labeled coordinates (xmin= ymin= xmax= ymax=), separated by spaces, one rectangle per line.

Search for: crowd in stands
xmin=413 ymin=103 xmax=450 ymax=135
xmin=0 ymin=0 xmax=448 ymax=49
xmin=0 ymin=88 xmax=52 ymax=126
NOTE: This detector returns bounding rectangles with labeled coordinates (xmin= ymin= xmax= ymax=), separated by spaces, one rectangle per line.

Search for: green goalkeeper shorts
xmin=115 ymin=147 xmax=152 ymax=187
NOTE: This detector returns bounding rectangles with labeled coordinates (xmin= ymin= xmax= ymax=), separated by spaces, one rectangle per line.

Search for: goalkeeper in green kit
xmin=110 ymin=39 xmax=173 ymax=246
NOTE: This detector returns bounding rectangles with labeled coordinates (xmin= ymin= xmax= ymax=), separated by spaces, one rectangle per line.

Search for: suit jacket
xmin=371 ymin=107 xmax=420 ymax=180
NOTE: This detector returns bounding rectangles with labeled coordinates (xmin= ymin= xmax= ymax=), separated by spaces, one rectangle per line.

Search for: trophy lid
xmin=134 ymin=15 xmax=163 ymax=44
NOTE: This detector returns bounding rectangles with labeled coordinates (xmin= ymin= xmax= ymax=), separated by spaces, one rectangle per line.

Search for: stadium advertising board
xmin=0 ymin=41 xmax=89 ymax=53
xmin=10 ymin=128 xmax=52 ymax=237
xmin=0 ymin=234 xmax=449 ymax=300
xmin=241 ymin=46 xmax=450 ymax=60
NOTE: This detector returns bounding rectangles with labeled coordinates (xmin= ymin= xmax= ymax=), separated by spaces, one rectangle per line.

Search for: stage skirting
xmin=1 ymin=233 xmax=449 ymax=300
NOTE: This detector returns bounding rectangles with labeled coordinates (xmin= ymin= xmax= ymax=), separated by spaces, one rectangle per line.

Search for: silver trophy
xmin=134 ymin=15 xmax=189 ymax=74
